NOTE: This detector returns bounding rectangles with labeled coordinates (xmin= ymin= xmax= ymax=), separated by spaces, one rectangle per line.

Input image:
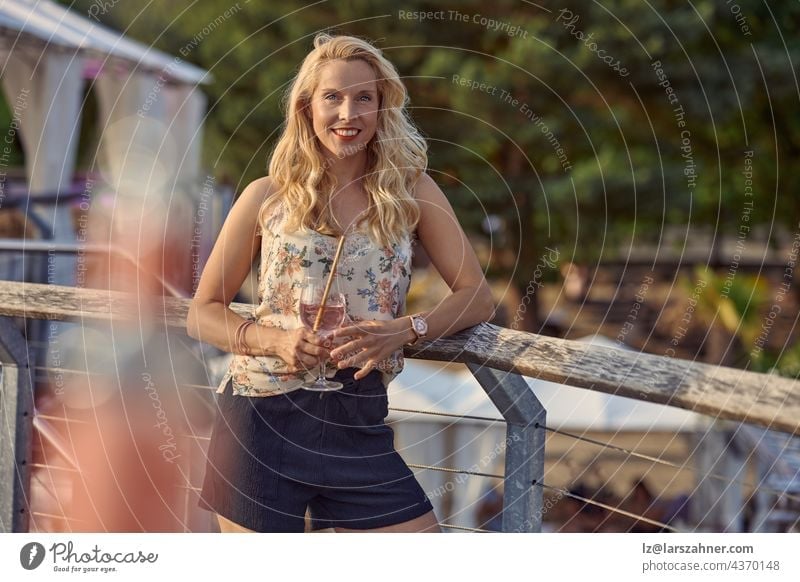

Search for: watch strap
xmin=407 ymin=314 xmax=426 ymax=346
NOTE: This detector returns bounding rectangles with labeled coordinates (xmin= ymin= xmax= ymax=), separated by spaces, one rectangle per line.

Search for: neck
xmin=323 ymin=149 xmax=368 ymax=190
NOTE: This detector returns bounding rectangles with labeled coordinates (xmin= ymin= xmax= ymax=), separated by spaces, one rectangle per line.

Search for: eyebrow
xmin=318 ymin=88 xmax=376 ymax=94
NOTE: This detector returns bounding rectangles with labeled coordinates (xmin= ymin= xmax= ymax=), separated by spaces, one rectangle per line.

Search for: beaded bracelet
xmin=233 ymin=320 xmax=254 ymax=354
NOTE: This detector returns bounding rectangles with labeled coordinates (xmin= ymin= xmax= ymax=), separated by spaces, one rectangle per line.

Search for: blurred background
xmin=0 ymin=0 xmax=798 ymax=533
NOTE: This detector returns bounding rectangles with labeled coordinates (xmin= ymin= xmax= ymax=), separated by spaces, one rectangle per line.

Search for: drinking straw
xmin=313 ymin=234 xmax=346 ymax=332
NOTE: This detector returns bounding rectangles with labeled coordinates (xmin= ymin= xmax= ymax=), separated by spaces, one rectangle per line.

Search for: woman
xmin=187 ymin=33 xmax=494 ymax=533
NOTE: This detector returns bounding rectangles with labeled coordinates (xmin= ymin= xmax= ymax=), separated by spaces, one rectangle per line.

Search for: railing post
xmin=467 ymin=364 xmax=546 ymax=532
xmin=0 ymin=316 xmax=34 ymax=532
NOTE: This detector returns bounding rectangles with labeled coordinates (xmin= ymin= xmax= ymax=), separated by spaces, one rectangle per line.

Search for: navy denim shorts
xmin=198 ymin=367 xmax=434 ymax=532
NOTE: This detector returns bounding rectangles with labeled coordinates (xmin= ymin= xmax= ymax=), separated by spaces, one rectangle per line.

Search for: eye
xmin=324 ymin=93 xmax=338 ymax=101
xmin=359 ymin=95 xmax=373 ymax=102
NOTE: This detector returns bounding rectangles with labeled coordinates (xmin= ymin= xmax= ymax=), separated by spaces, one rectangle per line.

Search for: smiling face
xmin=309 ymin=59 xmax=380 ymax=161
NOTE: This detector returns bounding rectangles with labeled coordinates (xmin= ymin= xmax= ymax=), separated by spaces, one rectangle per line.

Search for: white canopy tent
xmin=389 ymin=355 xmax=704 ymax=432
xmin=0 ymin=0 xmax=209 ymax=259
xmin=386 ymin=335 xmax=706 ymax=529
xmin=0 ymin=0 xmax=210 ymax=368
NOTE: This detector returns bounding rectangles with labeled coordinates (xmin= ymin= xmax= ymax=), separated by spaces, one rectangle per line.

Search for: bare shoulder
xmin=411 ymin=171 xmax=442 ymax=202
xmin=412 ymin=171 xmax=457 ymax=223
xmin=238 ymin=175 xmax=277 ymax=208
xmin=236 ymin=176 xmax=280 ymax=229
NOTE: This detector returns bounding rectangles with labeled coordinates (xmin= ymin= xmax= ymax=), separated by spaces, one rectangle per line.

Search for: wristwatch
xmin=407 ymin=314 xmax=428 ymax=345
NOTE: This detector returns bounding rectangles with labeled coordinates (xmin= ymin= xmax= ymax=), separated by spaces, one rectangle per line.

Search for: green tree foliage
xmin=57 ymin=0 xmax=799 ymax=303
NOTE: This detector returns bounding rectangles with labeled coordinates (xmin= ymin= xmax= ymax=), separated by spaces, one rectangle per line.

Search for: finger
xmin=308 ymin=332 xmax=341 ymax=351
xmin=330 ymin=339 xmax=370 ymax=360
xmin=302 ymin=331 xmax=327 ymax=345
xmin=337 ymin=346 xmax=371 ymax=369
xmin=334 ymin=348 xmax=371 ymax=368
xmin=300 ymin=341 xmax=330 ymax=359
xmin=298 ymin=351 xmax=320 ymax=367
xmin=314 ymin=345 xmax=332 ymax=358
xmin=291 ymin=359 xmax=317 ymax=374
xmin=318 ymin=332 xmax=335 ymax=349
xmin=331 ymin=324 xmax=368 ymax=339
xmin=354 ymin=360 xmax=377 ymax=380
xmin=299 ymin=335 xmax=321 ymax=350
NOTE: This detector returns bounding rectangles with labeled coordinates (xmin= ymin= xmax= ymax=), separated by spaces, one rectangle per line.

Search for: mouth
xmin=331 ymin=128 xmax=361 ymax=138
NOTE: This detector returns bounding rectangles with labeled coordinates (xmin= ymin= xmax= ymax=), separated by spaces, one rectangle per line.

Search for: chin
xmin=332 ymin=142 xmax=365 ymax=158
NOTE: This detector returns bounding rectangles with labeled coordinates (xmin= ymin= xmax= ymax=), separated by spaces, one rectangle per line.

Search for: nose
xmin=339 ymin=97 xmax=358 ymax=121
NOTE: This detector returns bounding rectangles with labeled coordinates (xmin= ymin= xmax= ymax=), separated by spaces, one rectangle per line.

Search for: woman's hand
xmin=273 ymin=327 xmax=330 ymax=373
xmin=329 ymin=318 xmax=414 ymax=380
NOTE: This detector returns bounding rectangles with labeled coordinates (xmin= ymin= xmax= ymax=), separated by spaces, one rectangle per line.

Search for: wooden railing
xmin=1 ymin=281 xmax=798 ymax=533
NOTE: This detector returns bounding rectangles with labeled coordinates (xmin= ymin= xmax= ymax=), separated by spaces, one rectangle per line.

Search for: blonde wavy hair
xmin=259 ymin=33 xmax=427 ymax=248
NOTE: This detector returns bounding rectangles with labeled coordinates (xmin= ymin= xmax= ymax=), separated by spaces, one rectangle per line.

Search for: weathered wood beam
xmin=1 ymin=281 xmax=797 ymax=435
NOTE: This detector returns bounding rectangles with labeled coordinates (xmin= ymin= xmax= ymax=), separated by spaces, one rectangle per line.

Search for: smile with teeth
xmin=332 ymin=128 xmax=360 ymax=137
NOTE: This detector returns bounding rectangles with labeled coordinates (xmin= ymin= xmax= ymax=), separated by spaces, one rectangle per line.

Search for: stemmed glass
xmin=299 ymin=275 xmax=347 ymax=391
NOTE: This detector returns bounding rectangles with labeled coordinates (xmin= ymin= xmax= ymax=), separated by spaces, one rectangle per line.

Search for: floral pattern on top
xmin=273 ymin=242 xmax=312 ymax=278
xmin=357 ymin=268 xmax=401 ymax=314
xmin=217 ymin=202 xmax=413 ymax=397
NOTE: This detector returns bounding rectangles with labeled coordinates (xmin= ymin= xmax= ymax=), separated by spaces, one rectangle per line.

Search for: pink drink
xmin=300 ymin=302 xmax=345 ymax=331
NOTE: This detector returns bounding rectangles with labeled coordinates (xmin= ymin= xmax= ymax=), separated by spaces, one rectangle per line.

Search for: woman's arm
xmin=186 ymin=177 xmax=326 ymax=370
xmin=331 ymin=172 xmax=495 ymax=379
xmin=403 ymin=171 xmax=496 ymax=339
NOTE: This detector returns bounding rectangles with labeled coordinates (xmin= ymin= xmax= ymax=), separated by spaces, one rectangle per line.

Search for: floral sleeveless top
xmin=217 ymin=202 xmax=414 ymax=397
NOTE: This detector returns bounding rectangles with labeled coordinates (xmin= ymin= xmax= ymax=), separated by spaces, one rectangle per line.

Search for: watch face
xmin=413 ymin=317 xmax=427 ymax=335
